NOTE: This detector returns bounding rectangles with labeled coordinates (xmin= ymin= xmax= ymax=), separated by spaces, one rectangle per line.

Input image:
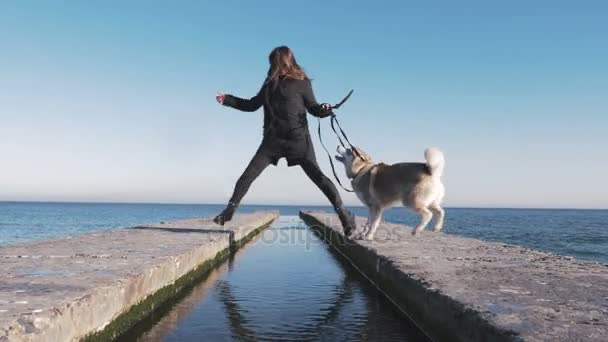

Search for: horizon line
xmin=0 ymin=200 xmax=606 ymax=211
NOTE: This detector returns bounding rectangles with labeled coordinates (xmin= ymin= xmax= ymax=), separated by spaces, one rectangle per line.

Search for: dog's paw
xmin=350 ymin=226 xmax=367 ymax=240
xmin=351 ymin=231 xmax=364 ymax=240
xmin=363 ymin=233 xmax=375 ymax=241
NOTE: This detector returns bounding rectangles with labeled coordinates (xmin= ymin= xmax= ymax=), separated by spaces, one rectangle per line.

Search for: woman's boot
xmin=335 ymin=205 xmax=356 ymax=237
xmin=213 ymin=202 xmax=237 ymax=225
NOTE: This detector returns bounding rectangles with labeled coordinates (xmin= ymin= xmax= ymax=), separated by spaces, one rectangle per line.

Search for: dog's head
xmin=335 ymin=145 xmax=372 ymax=179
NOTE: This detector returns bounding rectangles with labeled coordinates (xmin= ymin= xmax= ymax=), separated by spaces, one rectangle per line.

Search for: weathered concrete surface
xmin=116 ymin=224 xmax=261 ymax=342
xmin=0 ymin=211 xmax=278 ymax=342
xmin=300 ymin=211 xmax=608 ymax=342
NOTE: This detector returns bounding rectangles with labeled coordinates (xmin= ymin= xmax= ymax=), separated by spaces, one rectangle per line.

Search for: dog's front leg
xmin=364 ymin=206 xmax=383 ymax=241
xmin=352 ymin=213 xmax=371 ymax=240
xmin=412 ymin=207 xmax=433 ymax=235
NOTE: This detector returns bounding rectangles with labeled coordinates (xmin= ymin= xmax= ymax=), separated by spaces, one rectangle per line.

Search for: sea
xmin=1 ymin=202 xmax=606 ymax=264
xmin=2 ymin=202 xmax=607 ymax=340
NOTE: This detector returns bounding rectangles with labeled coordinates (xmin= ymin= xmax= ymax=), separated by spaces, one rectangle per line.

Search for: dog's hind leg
xmin=412 ymin=207 xmax=433 ymax=235
xmin=364 ymin=206 xmax=383 ymax=241
xmin=429 ymin=204 xmax=445 ymax=232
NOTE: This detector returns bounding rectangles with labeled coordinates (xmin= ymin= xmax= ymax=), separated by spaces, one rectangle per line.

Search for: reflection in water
xmin=120 ymin=216 xmax=428 ymax=341
xmin=216 ymin=280 xmax=258 ymax=341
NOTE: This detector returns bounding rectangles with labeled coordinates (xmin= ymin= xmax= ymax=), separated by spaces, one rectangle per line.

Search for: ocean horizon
xmin=2 ymin=200 xmax=606 ymax=211
xmin=1 ymin=201 xmax=607 ymax=264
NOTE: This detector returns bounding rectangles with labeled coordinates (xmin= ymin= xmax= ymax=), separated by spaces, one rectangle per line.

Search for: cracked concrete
xmin=0 ymin=211 xmax=278 ymax=342
xmin=300 ymin=211 xmax=608 ymax=342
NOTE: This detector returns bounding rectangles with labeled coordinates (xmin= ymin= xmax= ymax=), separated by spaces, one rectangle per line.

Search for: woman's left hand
xmin=321 ymin=103 xmax=332 ymax=113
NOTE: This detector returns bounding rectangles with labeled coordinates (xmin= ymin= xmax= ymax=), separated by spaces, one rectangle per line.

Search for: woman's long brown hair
xmin=267 ymin=46 xmax=307 ymax=83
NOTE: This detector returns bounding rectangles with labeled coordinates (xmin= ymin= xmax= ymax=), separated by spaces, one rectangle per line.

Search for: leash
xmin=317 ymin=90 xmax=358 ymax=193
xmin=332 ymin=89 xmax=353 ymax=110
xmin=318 ymin=116 xmax=354 ymax=193
xmin=328 ymin=90 xmax=364 ymax=159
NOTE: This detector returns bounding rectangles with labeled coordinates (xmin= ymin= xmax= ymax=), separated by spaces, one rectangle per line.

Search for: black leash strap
xmin=315 ymin=89 xmax=358 ymax=193
xmin=332 ymin=89 xmax=353 ymax=110
xmin=318 ymin=117 xmax=354 ymax=193
xmin=329 ymin=90 xmax=364 ymax=159
xmin=329 ymin=116 xmax=347 ymax=149
xmin=330 ymin=115 xmax=364 ymax=159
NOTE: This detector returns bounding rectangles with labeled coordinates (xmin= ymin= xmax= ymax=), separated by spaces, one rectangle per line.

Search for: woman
xmin=214 ymin=46 xmax=356 ymax=236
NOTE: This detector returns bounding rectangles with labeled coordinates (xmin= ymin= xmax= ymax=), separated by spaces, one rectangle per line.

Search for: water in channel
xmin=118 ymin=216 xmax=428 ymax=341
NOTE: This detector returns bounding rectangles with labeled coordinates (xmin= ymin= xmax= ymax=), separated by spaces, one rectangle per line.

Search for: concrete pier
xmin=300 ymin=211 xmax=608 ymax=342
xmin=0 ymin=211 xmax=278 ymax=342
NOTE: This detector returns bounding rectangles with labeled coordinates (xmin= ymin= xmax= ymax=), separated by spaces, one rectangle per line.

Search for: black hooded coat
xmin=222 ymin=77 xmax=332 ymax=166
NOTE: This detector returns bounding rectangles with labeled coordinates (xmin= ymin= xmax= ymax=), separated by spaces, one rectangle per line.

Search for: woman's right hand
xmin=216 ymin=92 xmax=226 ymax=105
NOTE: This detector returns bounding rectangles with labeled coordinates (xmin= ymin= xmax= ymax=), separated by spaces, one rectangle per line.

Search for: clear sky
xmin=1 ymin=1 xmax=607 ymax=208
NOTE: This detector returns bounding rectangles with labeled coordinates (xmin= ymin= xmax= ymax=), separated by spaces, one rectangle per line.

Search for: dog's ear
xmin=353 ymin=147 xmax=369 ymax=161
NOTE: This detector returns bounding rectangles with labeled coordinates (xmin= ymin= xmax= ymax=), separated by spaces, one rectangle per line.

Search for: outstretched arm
xmin=221 ymin=83 xmax=265 ymax=112
xmin=302 ymin=79 xmax=333 ymax=118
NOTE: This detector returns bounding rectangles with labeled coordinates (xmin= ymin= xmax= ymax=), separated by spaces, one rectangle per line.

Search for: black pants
xmin=228 ymin=150 xmax=344 ymax=209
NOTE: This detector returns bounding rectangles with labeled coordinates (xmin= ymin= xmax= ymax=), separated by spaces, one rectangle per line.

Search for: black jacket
xmin=223 ymin=77 xmax=331 ymax=166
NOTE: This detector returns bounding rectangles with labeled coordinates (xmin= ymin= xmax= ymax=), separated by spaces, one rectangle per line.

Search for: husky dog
xmin=335 ymin=146 xmax=445 ymax=240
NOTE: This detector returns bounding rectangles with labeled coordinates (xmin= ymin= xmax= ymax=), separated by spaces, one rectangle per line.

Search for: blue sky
xmin=1 ymin=1 xmax=607 ymax=208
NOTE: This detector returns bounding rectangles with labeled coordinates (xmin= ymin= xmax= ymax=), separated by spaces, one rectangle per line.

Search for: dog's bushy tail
xmin=425 ymin=147 xmax=445 ymax=177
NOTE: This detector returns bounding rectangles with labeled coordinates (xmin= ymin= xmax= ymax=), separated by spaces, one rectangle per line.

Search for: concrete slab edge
xmin=299 ymin=211 xmax=522 ymax=342
xmin=81 ymin=215 xmax=277 ymax=342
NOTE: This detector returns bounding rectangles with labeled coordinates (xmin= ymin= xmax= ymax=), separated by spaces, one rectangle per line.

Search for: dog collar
xmin=351 ymin=163 xmax=376 ymax=185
